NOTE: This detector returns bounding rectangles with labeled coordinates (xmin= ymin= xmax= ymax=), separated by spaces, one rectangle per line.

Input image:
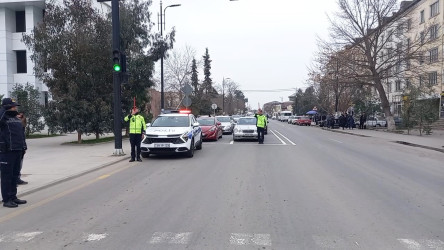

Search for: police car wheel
xmin=186 ymin=139 xmax=195 ymax=158
xmin=196 ymin=137 xmax=203 ymax=150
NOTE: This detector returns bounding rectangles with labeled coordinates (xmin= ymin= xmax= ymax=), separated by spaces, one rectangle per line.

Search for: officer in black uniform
xmin=0 ymin=98 xmax=27 ymax=208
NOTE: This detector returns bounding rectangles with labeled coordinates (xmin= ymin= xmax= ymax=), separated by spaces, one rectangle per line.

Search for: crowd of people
xmin=325 ymin=112 xmax=367 ymax=130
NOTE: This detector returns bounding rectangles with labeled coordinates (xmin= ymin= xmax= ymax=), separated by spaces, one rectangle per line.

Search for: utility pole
xmin=160 ymin=0 xmax=165 ymax=111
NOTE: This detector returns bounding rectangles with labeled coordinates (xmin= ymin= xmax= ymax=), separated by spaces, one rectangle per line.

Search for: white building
xmin=0 ymin=0 xmax=110 ymax=104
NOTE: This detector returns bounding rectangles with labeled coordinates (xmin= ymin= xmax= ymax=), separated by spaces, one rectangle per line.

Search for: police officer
xmin=124 ymin=107 xmax=146 ymax=162
xmin=0 ymin=98 xmax=27 ymax=208
xmin=254 ymin=109 xmax=267 ymax=144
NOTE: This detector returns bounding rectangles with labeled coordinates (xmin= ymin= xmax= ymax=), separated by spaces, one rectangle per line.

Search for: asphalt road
xmin=0 ymin=120 xmax=443 ymax=249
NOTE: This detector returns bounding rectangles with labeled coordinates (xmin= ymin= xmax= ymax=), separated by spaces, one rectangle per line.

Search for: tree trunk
xmin=96 ymin=132 xmax=100 ymax=140
xmin=77 ymin=131 xmax=82 ymax=144
xmin=374 ymin=80 xmax=395 ymax=130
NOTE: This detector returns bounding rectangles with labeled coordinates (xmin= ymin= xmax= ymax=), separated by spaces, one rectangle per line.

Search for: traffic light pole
xmin=112 ymin=0 xmax=124 ymax=155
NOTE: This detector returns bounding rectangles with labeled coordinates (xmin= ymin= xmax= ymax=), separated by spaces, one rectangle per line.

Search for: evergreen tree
xmin=202 ymin=48 xmax=214 ymax=96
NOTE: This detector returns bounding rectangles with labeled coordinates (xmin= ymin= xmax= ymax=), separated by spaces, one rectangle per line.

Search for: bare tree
xmin=323 ymin=0 xmax=435 ymax=130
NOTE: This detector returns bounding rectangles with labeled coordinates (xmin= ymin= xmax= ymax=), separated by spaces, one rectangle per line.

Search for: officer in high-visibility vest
xmin=254 ymin=109 xmax=267 ymax=144
xmin=124 ymin=107 xmax=146 ymax=162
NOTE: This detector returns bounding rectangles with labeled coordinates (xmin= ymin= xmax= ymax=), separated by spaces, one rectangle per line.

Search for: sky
xmin=152 ymin=0 xmax=339 ymax=109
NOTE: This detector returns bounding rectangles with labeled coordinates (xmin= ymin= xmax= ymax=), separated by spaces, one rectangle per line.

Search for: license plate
xmin=154 ymin=143 xmax=170 ymax=148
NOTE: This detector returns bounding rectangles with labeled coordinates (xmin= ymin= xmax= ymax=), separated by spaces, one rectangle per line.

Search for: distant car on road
xmin=216 ymin=116 xmax=235 ymax=134
xmin=295 ymin=116 xmax=311 ymax=126
xmin=233 ymin=117 xmax=258 ymax=141
xmin=197 ymin=117 xmax=223 ymax=141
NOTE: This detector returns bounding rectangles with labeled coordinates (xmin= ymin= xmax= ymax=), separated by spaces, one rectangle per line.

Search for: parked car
xmin=291 ymin=116 xmax=303 ymax=125
xmin=216 ymin=116 xmax=235 ymax=134
xmin=197 ymin=117 xmax=223 ymax=141
xmin=295 ymin=116 xmax=312 ymax=126
xmin=287 ymin=116 xmax=296 ymax=124
xmin=366 ymin=116 xmax=387 ymax=127
xmin=233 ymin=117 xmax=258 ymax=141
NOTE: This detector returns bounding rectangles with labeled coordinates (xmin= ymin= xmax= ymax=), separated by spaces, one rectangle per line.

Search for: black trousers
xmin=129 ymin=134 xmax=142 ymax=160
xmin=1 ymin=151 xmax=22 ymax=202
xmin=257 ymin=127 xmax=265 ymax=143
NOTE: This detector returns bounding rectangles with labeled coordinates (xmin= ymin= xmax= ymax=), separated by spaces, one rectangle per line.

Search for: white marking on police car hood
xmin=146 ymin=127 xmax=190 ymax=136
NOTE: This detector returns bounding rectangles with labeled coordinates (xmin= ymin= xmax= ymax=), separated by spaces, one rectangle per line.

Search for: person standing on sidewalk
xmin=124 ymin=107 xmax=146 ymax=162
xmin=359 ymin=112 xmax=367 ymax=129
xmin=254 ymin=109 xmax=267 ymax=144
xmin=16 ymin=112 xmax=28 ymax=185
xmin=0 ymin=98 xmax=27 ymax=208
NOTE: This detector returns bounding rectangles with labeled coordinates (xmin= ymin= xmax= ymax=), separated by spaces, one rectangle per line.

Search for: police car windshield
xmin=237 ymin=118 xmax=256 ymax=125
xmin=216 ymin=117 xmax=231 ymax=122
xmin=197 ymin=118 xmax=215 ymax=126
xmin=151 ymin=116 xmax=190 ymax=127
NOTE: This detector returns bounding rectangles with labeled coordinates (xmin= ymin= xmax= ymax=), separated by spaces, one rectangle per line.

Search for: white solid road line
xmin=273 ymin=130 xmax=296 ymax=145
xmin=329 ymin=138 xmax=343 ymax=144
xmin=230 ymin=233 xmax=272 ymax=246
xmin=270 ymin=130 xmax=287 ymax=145
xmin=149 ymin=232 xmax=193 ymax=244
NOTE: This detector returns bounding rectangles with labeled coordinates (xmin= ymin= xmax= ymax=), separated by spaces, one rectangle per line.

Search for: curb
xmin=320 ymin=128 xmax=371 ymax=137
xmin=393 ymin=141 xmax=444 ymax=154
xmin=18 ymin=155 xmax=130 ymax=197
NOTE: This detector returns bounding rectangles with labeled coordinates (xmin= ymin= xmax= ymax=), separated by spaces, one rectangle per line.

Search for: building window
xmin=405 ymin=78 xmax=411 ymax=88
xmin=419 ymin=54 xmax=424 ymax=65
xmin=407 ymin=18 xmax=412 ymax=31
xmin=429 ymin=47 xmax=439 ymax=63
xmin=419 ymin=75 xmax=424 ymax=86
xmin=387 ymin=47 xmax=393 ymax=59
xmin=396 ymin=24 xmax=403 ymax=36
xmin=16 ymin=51 xmax=27 ymax=74
xmin=15 ymin=11 xmax=25 ymax=33
xmin=406 ymin=59 xmax=411 ymax=70
xmin=420 ymin=10 xmax=425 ymax=23
xmin=420 ymin=31 xmax=425 ymax=44
xmin=431 ymin=1 xmax=439 ymax=17
xmin=429 ymin=71 xmax=438 ymax=85
xmin=430 ymin=24 xmax=439 ymax=40
xmin=395 ymin=80 xmax=402 ymax=91
xmin=395 ymin=61 xmax=401 ymax=73
xmin=387 ymin=82 xmax=392 ymax=93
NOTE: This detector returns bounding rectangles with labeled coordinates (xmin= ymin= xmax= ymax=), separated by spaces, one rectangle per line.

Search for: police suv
xmin=140 ymin=110 xmax=202 ymax=158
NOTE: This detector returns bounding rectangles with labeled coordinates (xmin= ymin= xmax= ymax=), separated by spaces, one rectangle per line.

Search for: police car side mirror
xmin=193 ymin=122 xmax=200 ymax=127
xmin=146 ymin=123 xmax=151 ymax=127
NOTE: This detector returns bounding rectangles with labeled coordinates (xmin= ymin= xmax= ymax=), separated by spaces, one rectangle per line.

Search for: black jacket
xmin=0 ymin=108 xmax=27 ymax=152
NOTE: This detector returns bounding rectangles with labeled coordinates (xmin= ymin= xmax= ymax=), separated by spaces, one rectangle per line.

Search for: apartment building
xmin=381 ymin=0 xmax=444 ymax=117
xmin=0 ymin=0 xmax=110 ymax=103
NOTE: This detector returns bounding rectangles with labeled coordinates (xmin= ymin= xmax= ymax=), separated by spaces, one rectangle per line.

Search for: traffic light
xmin=112 ymin=50 xmax=121 ymax=72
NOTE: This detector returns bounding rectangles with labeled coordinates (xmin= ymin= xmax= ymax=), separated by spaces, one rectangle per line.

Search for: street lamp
xmin=222 ymin=77 xmax=231 ymax=114
xmin=160 ymin=1 xmax=181 ymax=111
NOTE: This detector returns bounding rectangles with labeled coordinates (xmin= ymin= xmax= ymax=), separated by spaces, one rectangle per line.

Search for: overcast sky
xmin=153 ymin=0 xmax=339 ymax=110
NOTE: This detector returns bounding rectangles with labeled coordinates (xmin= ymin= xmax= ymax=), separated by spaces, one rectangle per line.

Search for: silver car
xmin=216 ymin=116 xmax=235 ymax=134
xmin=232 ymin=117 xmax=258 ymax=141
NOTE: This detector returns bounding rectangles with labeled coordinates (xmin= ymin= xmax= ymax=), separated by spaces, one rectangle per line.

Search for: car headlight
xmin=209 ymin=127 xmax=216 ymax=132
xmin=180 ymin=131 xmax=191 ymax=143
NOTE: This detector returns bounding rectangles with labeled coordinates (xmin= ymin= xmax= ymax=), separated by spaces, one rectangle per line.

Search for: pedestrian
xmin=359 ymin=112 xmax=367 ymax=129
xmin=16 ymin=112 xmax=28 ymax=185
xmin=124 ymin=107 xmax=146 ymax=162
xmin=347 ymin=115 xmax=355 ymax=130
xmin=0 ymin=98 xmax=27 ymax=208
xmin=339 ymin=113 xmax=346 ymax=130
xmin=254 ymin=109 xmax=267 ymax=144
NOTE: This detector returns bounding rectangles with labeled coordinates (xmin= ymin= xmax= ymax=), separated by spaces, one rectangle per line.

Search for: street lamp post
xmin=222 ymin=77 xmax=230 ymax=114
xmin=160 ymin=1 xmax=181 ymax=111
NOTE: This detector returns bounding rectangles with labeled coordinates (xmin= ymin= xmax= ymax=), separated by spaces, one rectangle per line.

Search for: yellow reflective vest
xmin=124 ymin=114 xmax=146 ymax=134
xmin=255 ymin=114 xmax=267 ymax=128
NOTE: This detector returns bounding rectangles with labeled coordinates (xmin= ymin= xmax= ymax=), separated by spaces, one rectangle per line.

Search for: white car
xmin=141 ymin=111 xmax=202 ymax=158
xmin=216 ymin=116 xmax=235 ymax=134
xmin=232 ymin=117 xmax=258 ymax=141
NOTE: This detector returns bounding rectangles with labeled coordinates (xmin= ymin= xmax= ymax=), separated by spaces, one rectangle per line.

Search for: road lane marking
xmin=0 ymin=232 xmax=42 ymax=243
xmin=230 ymin=140 xmax=234 ymax=144
xmin=85 ymin=233 xmax=108 ymax=242
xmin=98 ymin=174 xmax=111 ymax=180
xmin=329 ymin=138 xmax=343 ymax=144
xmin=230 ymin=233 xmax=272 ymax=246
xmin=149 ymin=232 xmax=192 ymax=244
xmin=0 ymin=164 xmax=133 ymax=224
xmin=274 ymin=130 xmax=296 ymax=145
xmin=398 ymin=239 xmax=444 ymax=249
xmin=270 ymin=130 xmax=286 ymax=145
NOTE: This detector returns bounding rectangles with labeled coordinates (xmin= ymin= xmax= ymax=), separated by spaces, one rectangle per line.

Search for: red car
xmin=296 ymin=116 xmax=312 ymax=126
xmin=197 ymin=117 xmax=223 ymax=141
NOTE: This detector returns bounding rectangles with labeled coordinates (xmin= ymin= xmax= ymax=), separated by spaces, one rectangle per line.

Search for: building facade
xmin=0 ymin=0 xmax=110 ymax=103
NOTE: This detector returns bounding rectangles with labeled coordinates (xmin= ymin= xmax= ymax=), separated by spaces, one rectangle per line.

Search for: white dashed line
xmin=270 ymin=130 xmax=287 ymax=145
xmin=230 ymin=140 xmax=234 ymax=144
xmin=329 ymin=138 xmax=343 ymax=144
xmin=85 ymin=233 xmax=108 ymax=242
xmin=0 ymin=232 xmax=42 ymax=243
xmin=274 ymin=130 xmax=296 ymax=145
xmin=230 ymin=233 xmax=272 ymax=246
xmin=149 ymin=232 xmax=192 ymax=244
xmin=398 ymin=238 xmax=444 ymax=249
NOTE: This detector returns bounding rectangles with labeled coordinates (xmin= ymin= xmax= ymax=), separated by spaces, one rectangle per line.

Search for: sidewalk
xmin=321 ymin=126 xmax=444 ymax=153
xmin=18 ymin=133 xmax=130 ymax=196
